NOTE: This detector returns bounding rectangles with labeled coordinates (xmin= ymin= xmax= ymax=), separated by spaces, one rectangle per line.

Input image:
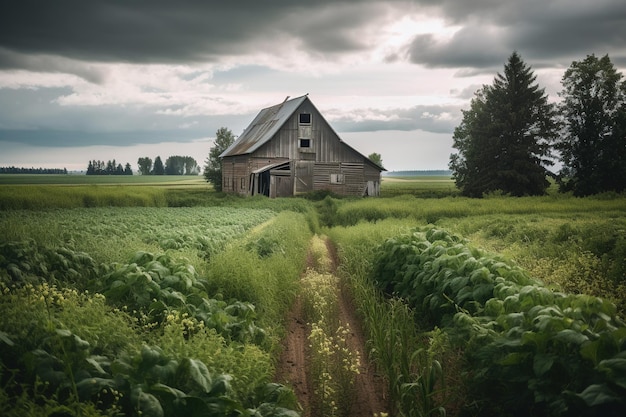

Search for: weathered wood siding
xmin=221 ymin=97 xmax=382 ymax=197
xmin=252 ymin=101 xmax=362 ymax=163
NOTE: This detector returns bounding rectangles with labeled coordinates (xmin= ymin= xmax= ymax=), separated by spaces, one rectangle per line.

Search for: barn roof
xmin=219 ymin=94 xmax=385 ymax=171
xmin=220 ymin=95 xmax=309 ymax=157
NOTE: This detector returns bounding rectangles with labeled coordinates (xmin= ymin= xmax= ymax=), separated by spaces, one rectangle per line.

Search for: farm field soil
xmin=275 ymin=236 xmax=387 ymax=417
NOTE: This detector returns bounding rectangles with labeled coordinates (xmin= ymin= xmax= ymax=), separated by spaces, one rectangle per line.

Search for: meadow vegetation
xmin=1 ymin=175 xmax=625 ymax=416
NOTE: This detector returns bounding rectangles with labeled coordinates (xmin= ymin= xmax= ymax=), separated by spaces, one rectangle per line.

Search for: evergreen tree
xmin=204 ymin=127 xmax=235 ymax=191
xmin=557 ymin=54 xmax=626 ymax=195
xmin=450 ymin=52 xmax=559 ymax=197
xmin=124 ymin=163 xmax=133 ymax=175
xmin=153 ymin=156 xmax=165 ymax=175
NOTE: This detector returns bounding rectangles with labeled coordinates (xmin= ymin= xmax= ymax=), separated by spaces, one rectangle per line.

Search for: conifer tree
xmin=450 ymin=52 xmax=559 ymax=197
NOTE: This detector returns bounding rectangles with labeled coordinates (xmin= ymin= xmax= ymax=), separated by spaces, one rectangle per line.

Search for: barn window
xmin=299 ymin=138 xmax=311 ymax=148
xmin=330 ymin=173 xmax=344 ymax=184
xmin=299 ymin=113 xmax=311 ymax=125
xmin=240 ymin=177 xmax=246 ymax=190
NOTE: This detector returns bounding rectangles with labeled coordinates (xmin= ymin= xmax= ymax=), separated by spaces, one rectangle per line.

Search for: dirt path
xmin=274 ymin=236 xmax=388 ymax=417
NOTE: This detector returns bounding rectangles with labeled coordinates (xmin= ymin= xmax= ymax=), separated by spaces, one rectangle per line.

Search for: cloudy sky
xmin=1 ymin=0 xmax=625 ymax=172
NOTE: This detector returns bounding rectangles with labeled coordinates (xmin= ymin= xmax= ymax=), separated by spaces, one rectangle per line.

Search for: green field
xmin=381 ymin=174 xmax=458 ymax=197
xmin=1 ymin=175 xmax=625 ymax=417
xmin=0 ymin=174 xmax=207 ymax=186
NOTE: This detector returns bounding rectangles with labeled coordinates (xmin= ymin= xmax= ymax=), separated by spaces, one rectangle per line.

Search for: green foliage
xmin=153 ymin=156 xmax=165 ymax=175
xmin=138 ymin=157 xmax=153 ymax=175
xmin=367 ymin=152 xmax=384 ymax=168
xmin=0 ymin=207 xmax=275 ymax=265
xmin=204 ymin=212 xmax=311 ymax=339
xmin=0 ymin=185 xmax=169 ymax=209
xmin=0 ymin=206 xmax=304 ymax=417
xmin=372 ymin=227 xmax=626 ymax=416
xmin=204 ymin=127 xmax=236 ymax=192
xmin=164 ymin=155 xmax=199 ymax=175
xmin=380 ymin=175 xmax=459 ymax=198
xmin=450 ymin=52 xmax=558 ymax=197
xmin=558 ymin=54 xmax=626 ymax=196
xmin=328 ymin=221 xmax=455 ymax=416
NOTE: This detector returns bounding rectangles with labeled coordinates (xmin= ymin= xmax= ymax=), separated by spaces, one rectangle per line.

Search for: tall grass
xmin=327 ymin=220 xmax=457 ymax=416
xmin=203 ymin=211 xmax=313 ymax=347
xmin=329 ymin=193 xmax=626 ymax=227
xmin=0 ymin=185 xmax=168 ymax=209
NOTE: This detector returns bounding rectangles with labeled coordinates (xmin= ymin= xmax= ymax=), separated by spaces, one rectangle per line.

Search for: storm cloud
xmin=1 ymin=0 xmax=625 ymax=171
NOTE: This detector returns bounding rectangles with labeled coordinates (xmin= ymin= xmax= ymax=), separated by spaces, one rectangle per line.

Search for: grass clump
xmin=203 ymin=211 xmax=312 ymax=347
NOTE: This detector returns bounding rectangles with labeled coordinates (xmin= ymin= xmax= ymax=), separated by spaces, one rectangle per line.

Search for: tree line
xmin=136 ymin=155 xmax=199 ymax=176
xmin=87 ymin=160 xmax=133 ymax=175
xmin=450 ymin=52 xmax=626 ymax=197
xmin=0 ymin=167 xmax=68 ymax=174
xmin=85 ymin=156 xmax=199 ymax=176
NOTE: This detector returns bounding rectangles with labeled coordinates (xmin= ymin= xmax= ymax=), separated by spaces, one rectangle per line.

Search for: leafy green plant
xmin=372 ymin=226 xmax=626 ymax=416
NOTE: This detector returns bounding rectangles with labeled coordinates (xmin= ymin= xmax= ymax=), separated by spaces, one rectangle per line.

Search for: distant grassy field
xmin=0 ymin=174 xmax=206 ymax=186
xmin=381 ymin=174 xmax=458 ymax=197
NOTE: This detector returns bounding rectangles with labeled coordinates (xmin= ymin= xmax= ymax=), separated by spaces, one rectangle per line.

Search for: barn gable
xmin=220 ymin=95 xmax=384 ymax=197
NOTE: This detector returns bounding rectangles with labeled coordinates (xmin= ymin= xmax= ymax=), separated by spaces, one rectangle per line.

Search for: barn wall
xmin=252 ymin=101 xmax=363 ymax=164
xmin=221 ymin=97 xmax=382 ymax=197
xmin=222 ymin=156 xmax=290 ymax=196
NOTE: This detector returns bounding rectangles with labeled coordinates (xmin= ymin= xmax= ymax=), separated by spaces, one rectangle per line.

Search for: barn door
xmin=295 ymin=161 xmax=314 ymax=194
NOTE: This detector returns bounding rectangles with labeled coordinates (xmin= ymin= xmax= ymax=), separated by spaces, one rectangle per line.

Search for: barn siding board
xmin=220 ymin=95 xmax=383 ymax=197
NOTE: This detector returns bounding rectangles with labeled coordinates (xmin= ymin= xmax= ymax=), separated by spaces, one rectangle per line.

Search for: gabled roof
xmin=219 ymin=94 xmax=385 ymax=171
xmin=220 ymin=95 xmax=309 ymax=157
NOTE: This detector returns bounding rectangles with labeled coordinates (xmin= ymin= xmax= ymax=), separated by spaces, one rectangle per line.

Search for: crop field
xmin=0 ymin=174 xmax=208 ymax=186
xmin=380 ymin=174 xmax=458 ymax=197
xmin=1 ymin=176 xmax=625 ymax=416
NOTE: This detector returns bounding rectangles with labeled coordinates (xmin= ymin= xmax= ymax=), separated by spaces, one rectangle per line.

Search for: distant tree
xmin=153 ymin=156 xmax=165 ymax=175
xmin=450 ymin=52 xmax=559 ymax=197
xmin=88 ymin=160 xmax=106 ymax=175
xmin=204 ymin=127 xmax=235 ymax=191
xmin=115 ymin=163 xmax=124 ymax=175
xmin=137 ymin=157 xmax=153 ymax=175
xmin=1 ymin=166 xmax=67 ymax=174
xmin=557 ymin=54 xmax=626 ymax=196
xmin=183 ymin=156 xmax=199 ymax=175
xmin=124 ymin=163 xmax=133 ymax=175
xmin=165 ymin=156 xmax=183 ymax=175
xmin=106 ymin=160 xmax=115 ymax=175
xmin=368 ymin=152 xmax=384 ymax=168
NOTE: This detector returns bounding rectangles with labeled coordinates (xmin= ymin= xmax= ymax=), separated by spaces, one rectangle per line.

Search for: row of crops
xmin=2 ymin=191 xmax=626 ymax=416
xmin=0 ymin=207 xmax=309 ymax=417
xmin=371 ymin=227 xmax=626 ymax=416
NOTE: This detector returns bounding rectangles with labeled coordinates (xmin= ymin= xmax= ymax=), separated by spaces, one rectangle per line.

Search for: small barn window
xmin=299 ymin=138 xmax=311 ymax=148
xmin=330 ymin=173 xmax=344 ymax=184
xmin=299 ymin=113 xmax=311 ymax=125
xmin=240 ymin=177 xmax=246 ymax=190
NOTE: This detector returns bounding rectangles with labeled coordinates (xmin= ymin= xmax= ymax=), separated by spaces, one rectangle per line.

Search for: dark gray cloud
xmin=3 ymin=1 xmax=624 ymax=75
xmin=408 ymin=0 xmax=626 ymax=69
xmin=0 ymin=0 xmax=387 ymax=67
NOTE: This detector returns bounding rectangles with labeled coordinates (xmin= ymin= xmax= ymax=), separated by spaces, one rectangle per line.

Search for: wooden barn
xmin=219 ymin=94 xmax=384 ymax=197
